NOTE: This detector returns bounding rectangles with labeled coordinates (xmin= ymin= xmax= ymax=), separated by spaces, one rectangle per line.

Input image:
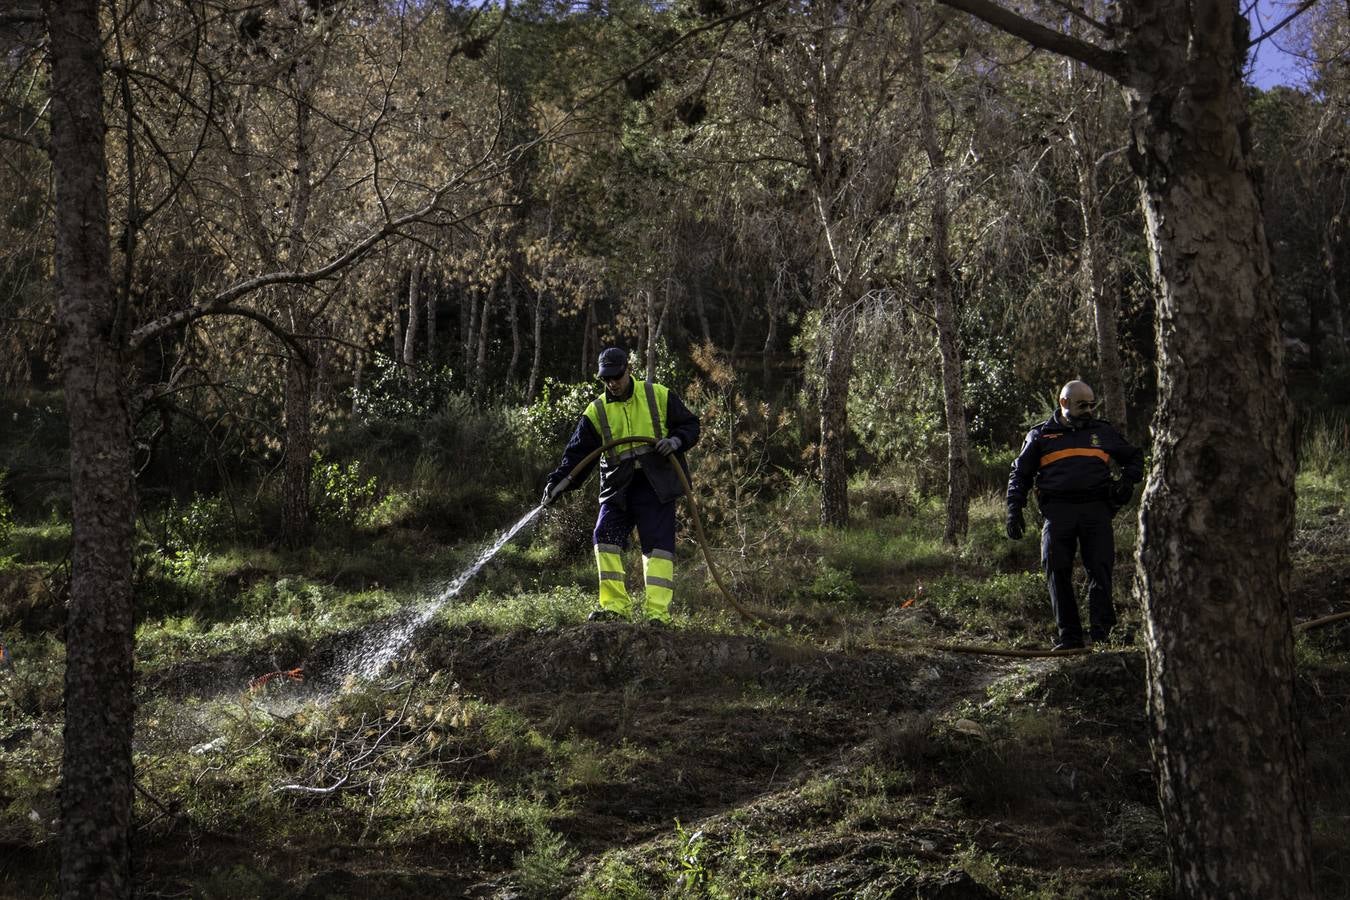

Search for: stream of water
xmin=343 ymin=503 xmax=547 ymax=680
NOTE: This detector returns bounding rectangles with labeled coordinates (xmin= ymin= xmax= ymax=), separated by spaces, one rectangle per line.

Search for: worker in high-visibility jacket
xmin=542 ymin=347 xmax=701 ymax=624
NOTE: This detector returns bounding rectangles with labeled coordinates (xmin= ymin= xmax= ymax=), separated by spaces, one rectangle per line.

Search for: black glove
xmin=1005 ymin=506 xmax=1025 ymax=540
xmin=541 ymin=481 xmax=559 ymax=508
xmin=654 ymin=436 xmax=682 ymax=457
xmin=1109 ymin=479 xmax=1135 ymax=513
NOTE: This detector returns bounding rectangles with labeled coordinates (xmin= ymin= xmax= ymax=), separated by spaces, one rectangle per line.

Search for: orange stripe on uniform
xmin=1041 ymin=447 xmax=1111 ymax=466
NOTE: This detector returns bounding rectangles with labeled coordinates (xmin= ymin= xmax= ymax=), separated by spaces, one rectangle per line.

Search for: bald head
xmin=1058 ymin=380 xmax=1097 ymax=425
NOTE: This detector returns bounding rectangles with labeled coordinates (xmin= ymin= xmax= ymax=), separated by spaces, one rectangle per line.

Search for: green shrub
xmin=515 ymin=828 xmax=578 ymax=898
xmin=517 ymin=378 xmax=597 ymax=454
xmin=352 ymin=353 xmax=456 ymax=422
xmin=310 ymin=453 xmax=379 ymax=530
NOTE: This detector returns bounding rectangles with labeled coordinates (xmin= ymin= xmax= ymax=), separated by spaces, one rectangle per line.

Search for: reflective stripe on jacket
xmin=1006 ymin=413 xmax=1144 ymax=508
xmin=584 ymin=380 xmax=683 ymax=505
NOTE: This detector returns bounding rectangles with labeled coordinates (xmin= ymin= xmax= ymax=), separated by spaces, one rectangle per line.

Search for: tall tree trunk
xmin=475 ymin=281 xmax=493 ymax=400
xmin=352 ymin=349 xmax=363 ymax=416
xmin=694 ymin=281 xmax=713 ymax=346
xmin=425 ymin=273 xmax=437 ymax=366
xmin=282 ymin=346 xmax=313 ymax=547
xmin=280 ymin=86 xmax=315 ymax=543
xmin=506 ymin=271 xmax=521 ymax=389
xmin=1122 ymin=3 xmax=1313 ymax=894
xmin=392 ymin=272 xmax=404 ymax=363
xmin=581 ymin=300 xmax=595 ymax=380
xmin=527 ymin=291 xmax=544 ymax=401
xmin=910 ymin=6 xmax=970 ymax=544
xmin=464 ymin=288 xmax=480 ymax=386
xmin=818 ymin=305 xmax=854 ymax=527
xmin=403 ymin=260 xmax=421 ymax=369
xmin=1323 ymin=219 xmax=1345 ymax=357
xmin=645 ymin=288 xmax=658 ymax=381
xmin=46 ymin=4 xmax=136 ymax=897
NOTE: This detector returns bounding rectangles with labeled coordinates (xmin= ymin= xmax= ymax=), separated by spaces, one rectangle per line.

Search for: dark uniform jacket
xmin=546 ymin=380 xmax=700 ymax=508
xmin=1007 ymin=412 xmax=1144 ymax=510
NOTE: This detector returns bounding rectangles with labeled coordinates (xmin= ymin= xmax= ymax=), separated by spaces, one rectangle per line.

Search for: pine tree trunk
xmin=464 ymin=288 xmax=480 ymax=386
xmin=527 ymin=292 xmax=543 ymax=401
xmin=403 ymin=260 xmax=420 ymax=369
xmin=818 ymin=306 xmax=854 ymax=528
xmin=646 ymin=288 xmax=658 ymax=381
xmin=47 ymin=4 xmax=137 ymax=896
xmin=1322 ymin=222 xmax=1345 ymax=357
xmin=392 ymin=273 xmax=404 ymax=363
xmin=352 ymin=349 xmax=363 ymax=416
xmin=425 ymin=273 xmax=437 ymax=366
xmin=475 ymin=281 xmax=493 ymax=399
xmin=910 ymin=7 xmax=969 ymax=544
xmin=1122 ymin=0 xmax=1313 ymax=892
xmin=282 ymin=350 xmax=313 ymax=546
xmin=506 ymin=272 xmax=521 ymax=389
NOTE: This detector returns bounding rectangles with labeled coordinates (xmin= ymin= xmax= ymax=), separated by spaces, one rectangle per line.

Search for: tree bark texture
xmin=475 ymin=282 xmax=493 ymax=399
xmin=282 ymin=349 xmax=313 ymax=546
xmin=507 ymin=271 xmax=521 ymax=389
xmin=818 ymin=307 xmax=854 ymax=528
xmin=1121 ymin=0 xmax=1314 ymax=893
xmin=425 ymin=274 xmax=437 ymax=365
xmin=392 ymin=272 xmax=404 ymax=361
xmin=46 ymin=2 xmax=137 ymax=897
xmin=910 ymin=7 xmax=970 ymax=544
xmin=526 ymin=292 xmax=543 ymax=401
xmin=404 ymin=261 xmax=421 ymax=368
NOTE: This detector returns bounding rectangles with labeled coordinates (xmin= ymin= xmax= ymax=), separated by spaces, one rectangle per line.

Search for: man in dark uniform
xmin=1006 ymin=380 xmax=1144 ymax=650
xmin=541 ymin=347 xmax=700 ymax=624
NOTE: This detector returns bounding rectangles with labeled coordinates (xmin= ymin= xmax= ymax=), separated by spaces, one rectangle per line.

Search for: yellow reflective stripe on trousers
xmin=595 ymin=544 xmax=631 ymax=615
xmin=643 ymin=553 xmax=674 ymax=622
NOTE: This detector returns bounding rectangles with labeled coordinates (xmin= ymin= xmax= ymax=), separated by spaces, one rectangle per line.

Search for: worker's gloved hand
xmin=541 ymin=481 xmax=559 ymax=508
xmin=654 ymin=436 xmax=682 ymax=457
xmin=1109 ymin=479 xmax=1135 ymax=514
xmin=1005 ymin=506 xmax=1025 ymax=540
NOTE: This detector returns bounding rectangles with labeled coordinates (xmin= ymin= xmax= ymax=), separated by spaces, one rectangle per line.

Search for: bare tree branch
xmin=933 ymin=0 xmax=1125 ymax=77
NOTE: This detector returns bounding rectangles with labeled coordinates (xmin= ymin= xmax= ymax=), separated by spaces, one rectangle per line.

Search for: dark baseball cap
xmin=596 ymin=347 xmax=629 ymax=378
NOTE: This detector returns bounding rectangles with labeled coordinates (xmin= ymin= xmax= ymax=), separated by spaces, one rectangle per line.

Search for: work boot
xmin=1051 ymin=636 xmax=1085 ymax=652
xmin=587 ymin=609 xmax=625 ymax=623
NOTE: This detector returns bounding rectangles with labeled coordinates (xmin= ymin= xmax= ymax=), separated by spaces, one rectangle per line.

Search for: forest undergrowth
xmin=1 ymin=410 xmax=1348 ymax=899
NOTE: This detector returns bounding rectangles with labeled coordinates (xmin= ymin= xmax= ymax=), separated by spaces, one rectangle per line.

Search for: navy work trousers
xmin=1040 ymin=499 xmax=1116 ymax=643
xmin=593 ymin=469 xmax=676 ymax=554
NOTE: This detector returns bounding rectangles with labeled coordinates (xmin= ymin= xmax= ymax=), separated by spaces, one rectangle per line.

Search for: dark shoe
xmin=1052 ymin=637 xmax=1086 ymax=652
xmin=587 ymin=609 xmax=625 ymax=623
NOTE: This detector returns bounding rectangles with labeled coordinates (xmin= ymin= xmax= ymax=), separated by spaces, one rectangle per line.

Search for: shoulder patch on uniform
xmin=1041 ymin=433 xmax=1064 ymax=440
xmin=1090 ymin=434 xmax=1102 ymax=447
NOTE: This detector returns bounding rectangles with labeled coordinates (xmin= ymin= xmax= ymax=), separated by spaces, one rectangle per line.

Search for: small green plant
xmin=575 ymin=853 xmax=647 ymax=900
xmin=668 ymin=819 xmax=709 ymax=896
xmin=801 ymin=563 xmax=864 ymax=604
xmin=514 ymin=828 xmax=578 ymax=898
xmin=310 ymin=453 xmax=379 ymax=530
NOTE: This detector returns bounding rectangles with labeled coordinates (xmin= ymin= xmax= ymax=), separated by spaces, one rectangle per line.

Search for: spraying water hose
xmin=547 ymin=435 xmax=768 ymax=626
